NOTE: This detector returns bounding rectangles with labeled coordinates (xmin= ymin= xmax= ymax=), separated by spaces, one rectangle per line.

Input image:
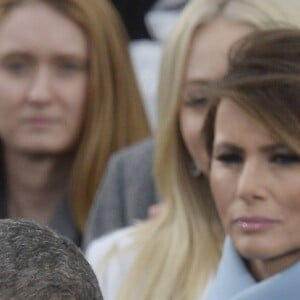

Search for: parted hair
xmin=0 ymin=218 xmax=102 ymax=300
xmin=0 ymin=0 xmax=150 ymax=232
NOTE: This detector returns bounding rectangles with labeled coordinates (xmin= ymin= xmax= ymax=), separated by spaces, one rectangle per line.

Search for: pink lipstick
xmin=233 ymin=217 xmax=278 ymax=233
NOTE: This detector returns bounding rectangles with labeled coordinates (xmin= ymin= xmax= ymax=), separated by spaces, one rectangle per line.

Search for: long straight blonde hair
xmin=0 ymin=0 xmax=150 ymax=232
xmin=99 ymin=0 xmax=300 ymax=299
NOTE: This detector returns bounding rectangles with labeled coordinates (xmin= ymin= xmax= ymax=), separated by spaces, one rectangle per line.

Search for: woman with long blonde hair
xmin=86 ymin=0 xmax=300 ymax=298
xmin=0 ymin=0 xmax=149 ymax=246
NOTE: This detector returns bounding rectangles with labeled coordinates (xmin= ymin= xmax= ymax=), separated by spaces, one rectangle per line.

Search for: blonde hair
xmin=100 ymin=0 xmax=300 ymax=299
xmin=0 ymin=0 xmax=150 ymax=232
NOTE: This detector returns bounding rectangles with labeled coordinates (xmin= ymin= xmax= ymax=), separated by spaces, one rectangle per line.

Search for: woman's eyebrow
xmin=0 ymin=51 xmax=33 ymax=59
xmin=260 ymin=143 xmax=291 ymax=153
xmin=213 ymin=142 xmax=243 ymax=154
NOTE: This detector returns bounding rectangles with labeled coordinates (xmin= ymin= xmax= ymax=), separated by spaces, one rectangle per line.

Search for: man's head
xmin=0 ymin=219 xmax=102 ymax=300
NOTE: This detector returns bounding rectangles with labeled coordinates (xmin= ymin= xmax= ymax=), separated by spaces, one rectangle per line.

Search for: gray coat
xmin=83 ymin=138 xmax=160 ymax=248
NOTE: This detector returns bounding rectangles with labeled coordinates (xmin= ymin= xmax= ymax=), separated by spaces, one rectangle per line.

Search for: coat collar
xmin=204 ymin=236 xmax=300 ymax=300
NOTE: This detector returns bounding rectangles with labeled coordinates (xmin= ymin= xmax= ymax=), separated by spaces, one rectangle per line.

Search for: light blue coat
xmin=205 ymin=236 xmax=300 ymax=300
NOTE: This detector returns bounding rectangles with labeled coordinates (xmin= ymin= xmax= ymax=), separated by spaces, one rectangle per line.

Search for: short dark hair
xmin=0 ymin=219 xmax=102 ymax=300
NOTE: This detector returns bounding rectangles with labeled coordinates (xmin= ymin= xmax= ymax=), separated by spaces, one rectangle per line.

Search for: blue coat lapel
xmin=205 ymin=236 xmax=300 ymax=300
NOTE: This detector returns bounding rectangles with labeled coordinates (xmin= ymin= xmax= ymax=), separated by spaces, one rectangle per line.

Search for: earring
xmin=189 ymin=162 xmax=202 ymax=177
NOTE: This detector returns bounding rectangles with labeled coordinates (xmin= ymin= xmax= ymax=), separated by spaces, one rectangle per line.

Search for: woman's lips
xmin=22 ymin=117 xmax=58 ymax=128
xmin=233 ymin=217 xmax=278 ymax=232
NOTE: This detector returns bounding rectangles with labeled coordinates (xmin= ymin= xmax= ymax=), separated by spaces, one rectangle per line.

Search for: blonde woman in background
xmin=86 ymin=0 xmax=300 ymax=298
xmin=0 ymin=0 xmax=149 ymax=246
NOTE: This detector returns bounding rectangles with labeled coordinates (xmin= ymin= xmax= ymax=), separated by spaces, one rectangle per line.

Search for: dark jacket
xmin=111 ymin=0 xmax=158 ymax=40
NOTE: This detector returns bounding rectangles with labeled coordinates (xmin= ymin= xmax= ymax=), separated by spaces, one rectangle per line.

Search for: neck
xmin=248 ymin=249 xmax=300 ymax=281
xmin=4 ymin=149 xmax=72 ymax=225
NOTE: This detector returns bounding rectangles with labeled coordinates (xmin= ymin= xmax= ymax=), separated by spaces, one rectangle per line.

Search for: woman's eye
xmin=3 ymin=60 xmax=28 ymax=74
xmin=57 ymin=61 xmax=85 ymax=74
xmin=184 ymin=97 xmax=208 ymax=108
xmin=58 ymin=62 xmax=79 ymax=72
xmin=271 ymin=153 xmax=300 ymax=165
xmin=215 ymin=153 xmax=243 ymax=164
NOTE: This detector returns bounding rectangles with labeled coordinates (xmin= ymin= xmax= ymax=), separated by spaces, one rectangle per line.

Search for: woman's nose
xmin=27 ymin=68 xmax=52 ymax=105
xmin=236 ymin=159 xmax=267 ymax=204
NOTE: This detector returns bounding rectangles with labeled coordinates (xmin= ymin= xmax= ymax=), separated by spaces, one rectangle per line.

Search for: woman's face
xmin=180 ymin=18 xmax=253 ymax=172
xmin=210 ymin=99 xmax=300 ymax=275
xmin=0 ymin=2 xmax=88 ymax=156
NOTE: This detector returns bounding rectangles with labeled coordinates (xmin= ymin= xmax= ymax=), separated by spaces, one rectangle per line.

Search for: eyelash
xmin=4 ymin=61 xmax=29 ymax=74
xmin=184 ymin=97 xmax=208 ymax=108
xmin=215 ymin=153 xmax=243 ymax=164
xmin=270 ymin=154 xmax=300 ymax=164
xmin=215 ymin=153 xmax=300 ymax=165
xmin=1 ymin=60 xmax=86 ymax=77
xmin=57 ymin=61 xmax=85 ymax=72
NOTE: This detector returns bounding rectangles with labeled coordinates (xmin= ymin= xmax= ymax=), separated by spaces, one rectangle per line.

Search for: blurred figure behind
xmin=0 ymin=0 xmax=150 ymax=246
